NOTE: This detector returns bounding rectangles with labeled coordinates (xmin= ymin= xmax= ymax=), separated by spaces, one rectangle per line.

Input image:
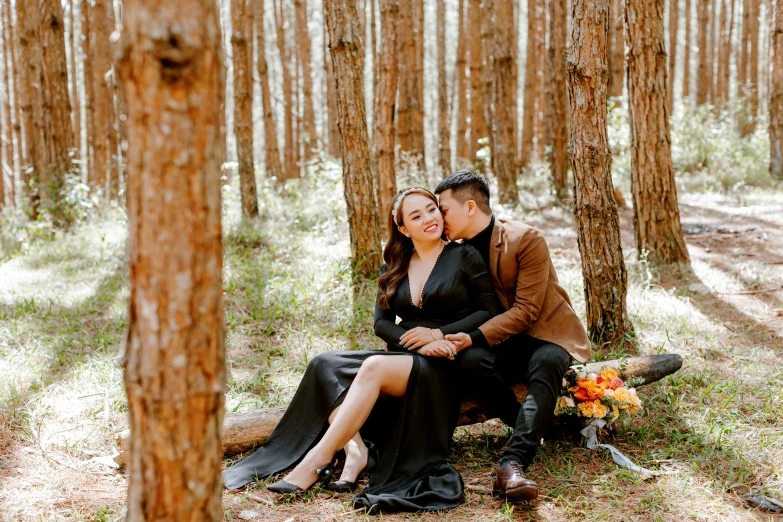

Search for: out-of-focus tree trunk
xmin=535 ymin=0 xmax=547 ymax=162
xmin=521 ymin=0 xmax=539 ymax=169
xmin=455 ymin=0 xmax=469 ymax=163
xmin=469 ymin=0 xmax=488 ymax=161
xmin=66 ymin=1 xmax=80 ymax=161
xmin=92 ymin=0 xmax=115 ymax=193
xmin=295 ymin=0 xmax=317 ymax=154
xmin=256 ymin=0 xmax=282 ymax=181
xmin=608 ymin=0 xmax=624 ymax=97
xmin=626 ymin=0 xmax=690 ymax=265
xmin=683 ymin=0 xmax=691 ymax=99
xmin=696 ymin=0 xmax=710 ymax=104
xmin=715 ymin=0 xmax=734 ymax=108
xmin=0 ymin=0 xmax=12 ymax=207
xmin=4 ymin=0 xmax=21 ymax=201
xmin=410 ymin=0 xmax=424 ymax=170
xmin=548 ymin=0 xmax=569 ymax=199
xmin=17 ymin=0 xmax=44 ymax=217
xmin=119 ymin=1 xmax=226 ymax=519
xmin=489 ymin=0 xmax=519 ymax=204
xmin=373 ymin=0 xmax=398 ymax=222
xmin=739 ymin=0 xmax=758 ymax=135
xmin=668 ymin=0 xmax=679 ymax=113
xmin=324 ymin=0 xmax=383 ymax=281
xmin=275 ymin=0 xmax=296 ymax=179
xmin=567 ymin=0 xmax=631 ymax=346
xmin=437 ymin=0 xmax=451 ymax=173
xmin=232 ymin=0 xmax=257 ymax=218
xmin=79 ymin=0 xmax=95 ymax=182
xmin=395 ymin=0 xmax=412 ymax=153
xmin=770 ymin=0 xmax=783 ymax=179
xmin=40 ymin=0 xmax=75 ymax=217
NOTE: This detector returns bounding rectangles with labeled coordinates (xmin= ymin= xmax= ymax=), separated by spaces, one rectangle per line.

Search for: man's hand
xmin=418 ymin=340 xmax=458 ymax=359
xmin=401 ymin=327 xmax=443 ymax=350
xmin=445 ymin=332 xmax=472 ymax=352
xmin=382 ymin=342 xmax=389 ymax=352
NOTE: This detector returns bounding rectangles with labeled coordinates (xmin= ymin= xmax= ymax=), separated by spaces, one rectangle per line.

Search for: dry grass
xmin=1 ymin=166 xmax=782 ymax=521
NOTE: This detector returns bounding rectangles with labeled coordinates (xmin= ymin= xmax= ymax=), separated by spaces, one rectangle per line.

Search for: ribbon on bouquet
xmin=580 ymin=418 xmax=658 ymax=477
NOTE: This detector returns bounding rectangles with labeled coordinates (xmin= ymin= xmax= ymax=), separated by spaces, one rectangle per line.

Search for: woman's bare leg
xmin=281 ymin=355 xmax=413 ymax=489
xmin=325 ymin=406 xmax=369 ymax=484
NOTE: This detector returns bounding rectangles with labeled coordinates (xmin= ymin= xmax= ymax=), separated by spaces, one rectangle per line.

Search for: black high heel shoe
xmin=326 ymin=440 xmax=378 ymax=493
xmin=267 ymin=459 xmax=336 ymax=494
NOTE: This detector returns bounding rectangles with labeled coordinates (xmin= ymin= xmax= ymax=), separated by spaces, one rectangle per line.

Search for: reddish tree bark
xmin=567 ymin=0 xmax=631 ymax=344
xmin=324 ymin=0 xmax=383 ymax=280
xmin=626 ymin=0 xmax=690 ymax=265
xmin=119 ymin=1 xmax=226 ymax=519
xmin=373 ymin=0 xmax=399 ymax=222
xmin=771 ymin=0 xmax=782 ymax=178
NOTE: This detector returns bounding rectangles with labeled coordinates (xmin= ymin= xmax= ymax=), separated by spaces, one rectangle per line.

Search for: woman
xmin=222 ymin=188 xmax=503 ymax=513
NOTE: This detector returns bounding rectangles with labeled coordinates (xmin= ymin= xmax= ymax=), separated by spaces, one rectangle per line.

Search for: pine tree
xmin=119 ymin=1 xmax=226 ymax=518
xmin=324 ymin=0 xmax=383 ymax=281
xmin=567 ymin=0 xmax=631 ymax=345
xmin=626 ymin=0 xmax=690 ymax=265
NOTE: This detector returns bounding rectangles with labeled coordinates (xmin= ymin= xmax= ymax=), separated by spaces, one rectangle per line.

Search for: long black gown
xmin=221 ymin=242 xmax=504 ymax=514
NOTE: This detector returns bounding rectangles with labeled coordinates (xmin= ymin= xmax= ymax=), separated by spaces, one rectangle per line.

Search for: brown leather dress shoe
xmin=492 ymin=461 xmax=538 ymax=501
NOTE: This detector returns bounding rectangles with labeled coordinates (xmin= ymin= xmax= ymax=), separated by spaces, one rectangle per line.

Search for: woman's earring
xmin=404 ymin=233 xmax=411 ymax=237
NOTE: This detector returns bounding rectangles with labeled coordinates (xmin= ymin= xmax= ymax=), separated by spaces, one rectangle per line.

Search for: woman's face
xmin=398 ymin=193 xmax=444 ymax=242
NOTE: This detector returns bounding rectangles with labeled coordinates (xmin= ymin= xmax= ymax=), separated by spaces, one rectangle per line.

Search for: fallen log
xmin=114 ymin=353 xmax=682 ymax=468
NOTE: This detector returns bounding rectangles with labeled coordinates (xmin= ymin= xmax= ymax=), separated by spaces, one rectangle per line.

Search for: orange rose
xmin=574 ymin=378 xmax=605 ymax=402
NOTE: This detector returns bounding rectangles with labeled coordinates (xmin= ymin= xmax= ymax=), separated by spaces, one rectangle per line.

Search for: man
xmin=434 ymin=171 xmax=591 ymax=501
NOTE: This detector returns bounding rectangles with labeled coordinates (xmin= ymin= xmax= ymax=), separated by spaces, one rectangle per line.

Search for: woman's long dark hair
xmin=377 ymin=188 xmax=438 ymax=309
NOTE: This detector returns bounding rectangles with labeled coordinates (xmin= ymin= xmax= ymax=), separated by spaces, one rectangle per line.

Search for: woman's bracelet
xmin=430 ymin=329 xmax=437 ymax=341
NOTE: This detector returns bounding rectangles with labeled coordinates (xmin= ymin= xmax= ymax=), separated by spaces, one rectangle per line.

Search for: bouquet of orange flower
xmin=554 ymin=365 xmax=643 ymax=422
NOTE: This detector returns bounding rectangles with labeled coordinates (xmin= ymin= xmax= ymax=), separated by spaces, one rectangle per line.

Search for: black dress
xmin=222 ymin=242 xmax=504 ymax=514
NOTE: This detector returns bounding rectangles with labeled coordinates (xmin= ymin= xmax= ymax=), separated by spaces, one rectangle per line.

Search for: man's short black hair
xmin=434 ymin=170 xmax=492 ymax=214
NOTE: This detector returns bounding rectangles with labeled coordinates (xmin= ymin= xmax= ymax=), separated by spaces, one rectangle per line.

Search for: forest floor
xmin=0 ymin=172 xmax=782 ymax=521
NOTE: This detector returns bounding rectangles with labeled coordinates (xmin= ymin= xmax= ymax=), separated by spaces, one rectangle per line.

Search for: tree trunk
xmin=4 ymin=0 xmax=21 ymax=202
xmin=295 ymin=0 xmax=317 ymax=153
xmin=0 ymin=1 xmax=12 ymax=207
xmin=17 ymin=0 xmax=44 ymax=217
xmin=480 ymin=0 xmax=494 ymax=170
xmin=469 ymin=0 xmax=488 ymax=162
xmin=548 ymin=0 xmax=569 ymax=199
xmin=668 ymin=0 xmax=679 ymax=113
xmin=40 ymin=0 xmax=75 ymax=217
xmin=275 ymin=0 xmax=296 ymax=179
xmin=232 ymin=0 xmax=258 ymax=218
xmin=455 ymin=0 xmax=469 ymax=162
xmin=118 ymin=0 xmax=226 ymax=519
xmin=68 ymin=1 xmax=82 ymax=164
xmin=683 ymin=0 xmax=691 ymax=98
xmin=608 ymin=0 xmax=625 ymax=97
xmin=92 ymin=0 xmax=115 ymax=193
xmin=489 ymin=0 xmax=519 ymax=204
xmin=567 ymin=0 xmax=631 ymax=345
xmin=373 ymin=0 xmax=398 ymax=222
xmin=255 ymin=0 xmax=282 ymax=181
xmin=437 ymin=0 xmax=451 ymax=173
xmin=325 ymin=30 xmax=340 ymax=157
xmin=740 ymin=0 xmax=758 ymax=135
xmin=696 ymin=0 xmax=710 ymax=104
xmin=535 ymin=0 xmax=547 ymax=162
xmin=626 ymin=0 xmax=690 ymax=265
xmin=771 ymin=0 xmax=783 ymax=179
xmin=395 ymin=0 xmax=412 ymax=154
xmin=715 ymin=0 xmax=733 ymax=107
xmin=521 ymin=0 xmax=539 ymax=169
xmin=410 ymin=0 xmax=424 ymax=169
xmin=79 ymin=0 xmax=95 ymax=182
xmin=292 ymin=38 xmax=301 ymax=177
xmin=707 ymin=0 xmax=717 ymax=102
xmin=324 ymin=0 xmax=383 ymax=281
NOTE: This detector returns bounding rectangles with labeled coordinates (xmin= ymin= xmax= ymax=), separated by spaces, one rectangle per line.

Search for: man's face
xmin=438 ymin=190 xmax=472 ymax=241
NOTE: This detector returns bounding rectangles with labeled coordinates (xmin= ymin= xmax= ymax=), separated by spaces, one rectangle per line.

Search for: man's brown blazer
xmin=477 ymin=217 xmax=592 ymax=363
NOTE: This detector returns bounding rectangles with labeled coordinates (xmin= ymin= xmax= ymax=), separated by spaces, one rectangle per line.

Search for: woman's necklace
xmin=409 ymin=241 xmax=446 ymax=309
